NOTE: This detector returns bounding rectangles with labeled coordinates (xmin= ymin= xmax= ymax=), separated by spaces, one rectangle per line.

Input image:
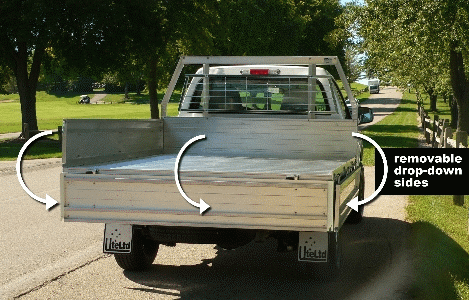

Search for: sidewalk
xmin=0 ymin=157 xmax=62 ymax=175
xmin=0 ymin=132 xmax=22 ymax=140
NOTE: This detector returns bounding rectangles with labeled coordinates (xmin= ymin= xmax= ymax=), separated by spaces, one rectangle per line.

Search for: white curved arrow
xmin=16 ymin=131 xmax=59 ymax=210
xmin=174 ymin=135 xmax=210 ymax=214
xmin=347 ymin=132 xmax=388 ymax=212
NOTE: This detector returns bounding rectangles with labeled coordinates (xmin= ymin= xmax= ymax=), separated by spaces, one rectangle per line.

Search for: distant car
xmin=368 ymin=79 xmax=380 ymax=94
xmin=79 ymin=95 xmax=90 ymax=104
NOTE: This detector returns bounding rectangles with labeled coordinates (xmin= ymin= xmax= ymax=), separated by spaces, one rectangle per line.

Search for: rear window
xmin=181 ymin=75 xmax=332 ymax=114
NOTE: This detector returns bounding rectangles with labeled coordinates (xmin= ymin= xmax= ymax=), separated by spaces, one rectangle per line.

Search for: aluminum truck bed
xmin=62 ymin=154 xmax=356 ymax=231
xmin=66 ymin=154 xmax=348 ymax=180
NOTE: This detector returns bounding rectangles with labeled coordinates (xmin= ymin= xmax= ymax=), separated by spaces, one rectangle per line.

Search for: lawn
xmin=407 ymin=195 xmax=469 ymax=299
xmin=0 ymin=91 xmax=180 ymax=134
xmin=361 ymin=91 xmax=420 ymax=166
xmin=0 ymin=90 xmax=180 ymax=160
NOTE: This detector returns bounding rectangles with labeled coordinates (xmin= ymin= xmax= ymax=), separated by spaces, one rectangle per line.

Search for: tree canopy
xmin=0 ymin=0 xmax=347 ymax=132
xmin=352 ymin=0 xmax=469 ymax=132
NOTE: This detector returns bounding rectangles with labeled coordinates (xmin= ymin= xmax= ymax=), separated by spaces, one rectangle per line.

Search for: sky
xmin=340 ymin=0 xmax=365 ymax=5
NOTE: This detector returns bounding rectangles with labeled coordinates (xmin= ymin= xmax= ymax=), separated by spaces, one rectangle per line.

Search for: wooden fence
xmin=417 ymin=102 xmax=468 ymax=149
xmin=417 ymin=102 xmax=467 ymax=208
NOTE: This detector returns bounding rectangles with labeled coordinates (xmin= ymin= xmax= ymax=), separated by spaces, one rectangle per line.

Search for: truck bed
xmin=61 ymin=118 xmax=360 ymax=232
xmin=66 ymin=154 xmax=348 ymax=180
xmin=62 ymin=154 xmax=356 ymax=231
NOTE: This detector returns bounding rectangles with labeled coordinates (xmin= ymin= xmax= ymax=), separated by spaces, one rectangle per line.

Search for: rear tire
xmin=114 ymin=228 xmax=159 ymax=271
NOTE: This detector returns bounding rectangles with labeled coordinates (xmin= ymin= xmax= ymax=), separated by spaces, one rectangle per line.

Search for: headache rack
xmin=161 ymin=56 xmax=358 ymax=120
xmin=179 ymin=74 xmax=345 ymax=115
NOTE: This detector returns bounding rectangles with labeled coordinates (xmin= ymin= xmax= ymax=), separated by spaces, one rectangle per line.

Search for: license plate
xmin=298 ymin=232 xmax=328 ymax=262
xmin=103 ymin=224 xmax=132 ymax=254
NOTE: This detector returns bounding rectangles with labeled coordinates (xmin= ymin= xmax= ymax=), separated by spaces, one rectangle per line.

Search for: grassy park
xmin=0 ymin=90 xmax=181 ymax=160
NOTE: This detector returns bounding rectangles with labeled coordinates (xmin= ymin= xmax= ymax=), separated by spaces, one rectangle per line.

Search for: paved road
xmin=359 ymin=86 xmax=402 ymax=130
xmin=1 ymin=87 xmax=414 ymax=299
xmin=12 ymin=165 xmax=413 ymax=300
xmin=0 ymin=160 xmax=104 ymax=299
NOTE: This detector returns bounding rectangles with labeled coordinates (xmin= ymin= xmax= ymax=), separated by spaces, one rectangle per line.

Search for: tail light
xmin=240 ymin=69 xmax=281 ymax=75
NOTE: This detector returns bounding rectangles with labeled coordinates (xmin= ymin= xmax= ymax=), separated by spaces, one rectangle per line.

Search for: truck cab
xmin=178 ymin=65 xmax=350 ymax=120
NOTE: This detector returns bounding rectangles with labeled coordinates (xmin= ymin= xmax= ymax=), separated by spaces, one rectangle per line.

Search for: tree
xmin=213 ymin=0 xmax=302 ymax=56
xmin=353 ymin=0 xmax=469 ymax=132
xmin=0 ymin=0 xmax=164 ymax=133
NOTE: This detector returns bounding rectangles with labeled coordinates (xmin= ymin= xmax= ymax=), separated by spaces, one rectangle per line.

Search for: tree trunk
xmin=148 ymin=56 xmax=159 ymax=119
xmin=136 ymin=80 xmax=141 ymax=96
xmin=425 ymin=86 xmax=437 ymax=111
xmin=449 ymin=43 xmax=469 ymax=134
xmin=449 ymin=94 xmax=459 ymax=128
xmin=124 ymin=82 xmax=129 ymax=99
xmin=14 ymin=42 xmax=45 ymax=135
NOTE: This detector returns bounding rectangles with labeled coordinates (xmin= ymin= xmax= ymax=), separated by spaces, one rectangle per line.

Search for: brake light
xmin=250 ymin=69 xmax=269 ymax=75
xmin=240 ymin=69 xmax=281 ymax=75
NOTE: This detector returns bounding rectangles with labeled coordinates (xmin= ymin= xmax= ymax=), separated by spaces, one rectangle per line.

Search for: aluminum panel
xmin=163 ymin=117 xmax=358 ymax=160
xmin=63 ymin=175 xmax=328 ymax=230
xmin=63 ymin=119 xmax=163 ymax=167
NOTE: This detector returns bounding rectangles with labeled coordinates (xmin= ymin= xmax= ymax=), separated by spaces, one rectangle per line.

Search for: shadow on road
xmin=123 ymin=217 xmax=416 ymax=299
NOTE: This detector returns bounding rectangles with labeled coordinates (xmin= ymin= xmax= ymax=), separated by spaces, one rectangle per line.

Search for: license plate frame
xmin=103 ymin=224 xmax=132 ymax=254
xmin=298 ymin=231 xmax=328 ymax=263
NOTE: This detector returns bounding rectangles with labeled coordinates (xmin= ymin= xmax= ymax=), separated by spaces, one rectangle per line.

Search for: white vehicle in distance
xmin=368 ymin=79 xmax=380 ymax=94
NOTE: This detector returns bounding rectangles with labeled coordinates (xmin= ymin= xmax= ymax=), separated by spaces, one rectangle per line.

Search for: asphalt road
xmin=1 ymin=87 xmax=414 ymax=299
xmin=359 ymin=86 xmax=402 ymax=130
xmin=0 ymin=160 xmax=103 ymax=299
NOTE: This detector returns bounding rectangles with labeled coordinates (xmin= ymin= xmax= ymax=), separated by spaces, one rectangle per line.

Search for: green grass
xmin=418 ymin=93 xmax=452 ymax=123
xmin=407 ymin=196 xmax=469 ymax=299
xmin=0 ymin=91 xmax=180 ymax=134
xmin=360 ymin=89 xmax=469 ymax=298
xmin=361 ymin=91 xmax=420 ymax=166
xmin=0 ymin=138 xmax=62 ymax=160
xmin=0 ymin=90 xmax=180 ymax=160
xmin=337 ymin=81 xmax=369 ymax=102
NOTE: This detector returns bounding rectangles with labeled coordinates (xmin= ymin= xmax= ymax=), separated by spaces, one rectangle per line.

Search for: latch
xmin=286 ymin=174 xmax=300 ymax=180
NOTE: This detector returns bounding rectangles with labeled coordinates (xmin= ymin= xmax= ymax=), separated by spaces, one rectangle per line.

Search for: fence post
xmin=432 ymin=115 xmax=439 ymax=148
xmin=420 ymin=108 xmax=427 ymax=134
xmin=443 ymin=126 xmax=452 ymax=148
xmin=438 ymin=119 xmax=446 ymax=148
xmin=455 ymin=130 xmax=468 ymax=148
xmin=58 ymin=126 xmax=63 ymax=144
xmin=23 ymin=123 xmax=29 ymax=140
xmin=425 ymin=113 xmax=431 ymax=144
xmin=454 ymin=195 xmax=464 ymax=206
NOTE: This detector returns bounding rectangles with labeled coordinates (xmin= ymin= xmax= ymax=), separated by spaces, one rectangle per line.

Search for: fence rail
xmin=417 ymin=102 xmax=467 ymax=209
xmin=417 ymin=102 xmax=468 ymax=149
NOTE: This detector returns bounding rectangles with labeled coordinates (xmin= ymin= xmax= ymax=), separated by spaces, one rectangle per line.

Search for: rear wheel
xmin=114 ymin=228 xmax=159 ymax=271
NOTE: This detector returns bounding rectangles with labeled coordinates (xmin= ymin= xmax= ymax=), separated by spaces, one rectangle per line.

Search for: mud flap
xmin=103 ymin=224 xmax=132 ymax=254
xmin=298 ymin=232 xmax=328 ymax=263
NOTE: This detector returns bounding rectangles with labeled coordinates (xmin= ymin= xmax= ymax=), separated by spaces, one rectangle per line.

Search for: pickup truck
xmin=60 ymin=56 xmax=373 ymax=274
